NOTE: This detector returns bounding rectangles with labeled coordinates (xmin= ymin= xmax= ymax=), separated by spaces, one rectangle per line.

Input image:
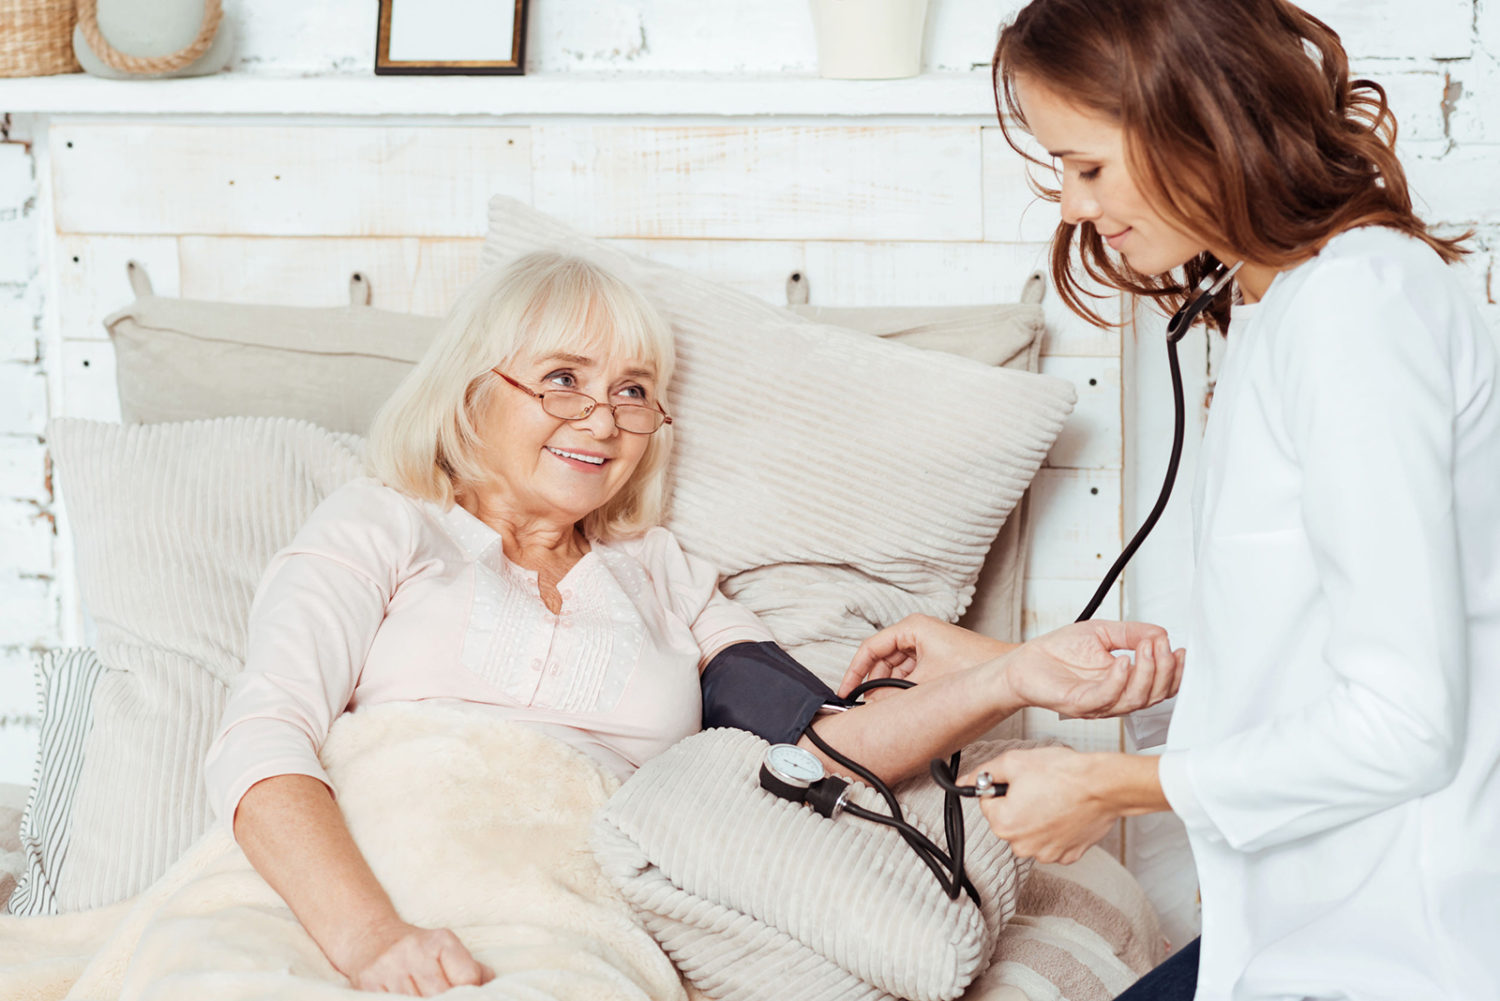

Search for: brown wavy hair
xmin=993 ymin=0 xmax=1469 ymax=332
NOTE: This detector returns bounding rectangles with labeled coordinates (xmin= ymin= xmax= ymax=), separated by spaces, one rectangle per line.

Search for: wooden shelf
xmin=0 ymin=70 xmax=1002 ymax=120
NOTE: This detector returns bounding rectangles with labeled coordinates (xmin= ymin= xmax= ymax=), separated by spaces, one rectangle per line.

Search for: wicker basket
xmin=0 ymin=0 xmax=82 ymax=77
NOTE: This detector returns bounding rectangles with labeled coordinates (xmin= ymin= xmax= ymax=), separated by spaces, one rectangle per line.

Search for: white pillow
xmin=483 ymin=196 xmax=1077 ymax=682
xmin=45 ymin=417 xmax=366 ymax=909
xmin=592 ymin=728 xmax=1037 ymax=1001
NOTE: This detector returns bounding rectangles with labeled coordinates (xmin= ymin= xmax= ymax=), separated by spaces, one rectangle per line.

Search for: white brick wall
xmin=1 ymin=2 xmax=1498 ymax=786
xmin=0 ymin=133 xmax=53 ymax=781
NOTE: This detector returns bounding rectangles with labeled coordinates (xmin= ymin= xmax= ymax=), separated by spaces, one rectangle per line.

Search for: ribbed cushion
xmin=484 ymin=196 xmax=1077 ymax=683
xmin=43 ymin=418 xmax=367 ymax=909
xmin=592 ymin=728 xmax=1038 ymax=1001
xmin=6 ymin=649 xmax=105 ymax=916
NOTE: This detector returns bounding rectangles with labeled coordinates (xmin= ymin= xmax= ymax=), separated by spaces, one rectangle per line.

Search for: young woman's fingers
xmin=1145 ymin=636 xmax=1178 ymax=706
xmin=1113 ymin=640 xmax=1157 ymax=711
xmin=1087 ymin=619 xmax=1170 ymax=654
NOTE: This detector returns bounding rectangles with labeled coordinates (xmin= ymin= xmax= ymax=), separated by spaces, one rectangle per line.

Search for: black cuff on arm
xmin=700 ymin=641 xmax=851 ymax=746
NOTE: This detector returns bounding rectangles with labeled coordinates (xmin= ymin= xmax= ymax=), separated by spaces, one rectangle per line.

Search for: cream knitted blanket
xmin=0 ymin=702 xmax=686 ymax=1001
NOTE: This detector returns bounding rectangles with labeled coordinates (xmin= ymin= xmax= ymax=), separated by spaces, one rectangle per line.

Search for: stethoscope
xmin=760 ymin=259 xmax=1246 ymax=904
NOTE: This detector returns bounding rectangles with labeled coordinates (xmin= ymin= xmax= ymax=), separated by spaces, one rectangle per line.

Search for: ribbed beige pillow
xmin=592 ymin=728 xmax=1037 ymax=1001
xmin=484 ymin=196 xmax=1076 ymax=684
xmin=45 ymin=417 xmax=366 ymax=909
xmin=789 ymin=303 xmax=1046 ymax=652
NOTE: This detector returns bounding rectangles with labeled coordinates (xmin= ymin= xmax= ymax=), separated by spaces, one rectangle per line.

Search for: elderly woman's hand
xmin=839 ymin=614 xmax=1017 ymax=698
xmin=996 ymin=620 xmax=1185 ymax=719
xmin=343 ymin=920 xmax=493 ymax=996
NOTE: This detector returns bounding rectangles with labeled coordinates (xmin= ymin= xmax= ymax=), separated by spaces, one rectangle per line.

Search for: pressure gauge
xmin=759 ymin=743 xmax=825 ymax=803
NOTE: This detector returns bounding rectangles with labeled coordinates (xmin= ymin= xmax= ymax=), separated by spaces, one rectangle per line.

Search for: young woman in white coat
xmin=841 ymin=1 xmax=1500 ymax=998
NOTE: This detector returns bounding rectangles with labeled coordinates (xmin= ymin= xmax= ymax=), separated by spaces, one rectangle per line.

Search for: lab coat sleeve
xmin=202 ymin=480 xmax=414 ymax=829
xmin=1159 ymin=255 xmax=1467 ymax=853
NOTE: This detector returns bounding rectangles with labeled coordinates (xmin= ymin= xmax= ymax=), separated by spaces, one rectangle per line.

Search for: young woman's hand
xmin=961 ymin=747 xmax=1169 ymax=864
xmin=343 ymin=920 xmax=493 ymax=996
xmin=960 ymin=746 xmax=1120 ymax=864
xmin=839 ymin=614 xmax=1017 ymax=698
xmin=996 ymin=620 xmax=1185 ymax=718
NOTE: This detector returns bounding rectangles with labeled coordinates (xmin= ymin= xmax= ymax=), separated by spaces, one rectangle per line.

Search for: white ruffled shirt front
xmin=204 ymin=478 xmax=773 ymax=827
xmin=1158 ymin=228 xmax=1500 ymax=1000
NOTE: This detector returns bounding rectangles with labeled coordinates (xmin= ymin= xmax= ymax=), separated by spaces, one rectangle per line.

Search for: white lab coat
xmin=1156 ymin=227 xmax=1500 ymax=1001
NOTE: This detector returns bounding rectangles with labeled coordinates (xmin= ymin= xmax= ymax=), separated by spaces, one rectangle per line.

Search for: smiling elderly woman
xmin=203 ymin=250 xmax=1182 ymax=997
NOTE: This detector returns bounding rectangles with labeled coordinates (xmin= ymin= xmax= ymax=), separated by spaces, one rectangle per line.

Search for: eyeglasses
xmin=493 ymin=370 xmax=673 ymax=435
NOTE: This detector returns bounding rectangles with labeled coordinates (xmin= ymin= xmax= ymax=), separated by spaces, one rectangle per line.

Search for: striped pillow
xmin=7 ymin=649 xmax=106 ymax=916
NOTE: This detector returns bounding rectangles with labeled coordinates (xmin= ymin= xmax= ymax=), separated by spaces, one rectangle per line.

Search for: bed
xmin=0 ymin=195 xmax=1165 ymax=1001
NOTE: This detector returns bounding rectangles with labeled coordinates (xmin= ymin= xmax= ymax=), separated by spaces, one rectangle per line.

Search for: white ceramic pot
xmin=809 ymin=0 xmax=930 ymax=80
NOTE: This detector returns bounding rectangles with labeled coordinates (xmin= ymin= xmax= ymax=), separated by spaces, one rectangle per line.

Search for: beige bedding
xmin=0 ymin=714 xmax=1160 ymax=1001
xmin=0 ymin=702 xmax=684 ymax=1001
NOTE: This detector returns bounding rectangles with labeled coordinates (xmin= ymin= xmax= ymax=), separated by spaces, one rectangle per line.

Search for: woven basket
xmin=0 ymin=0 xmax=81 ymax=77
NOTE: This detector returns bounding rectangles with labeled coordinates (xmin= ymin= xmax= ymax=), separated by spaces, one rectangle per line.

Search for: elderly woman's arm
xmin=206 ymin=481 xmax=491 ymax=997
xmin=804 ymin=618 xmax=1184 ymax=785
xmin=234 ymin=776 xmax=490 ymax=994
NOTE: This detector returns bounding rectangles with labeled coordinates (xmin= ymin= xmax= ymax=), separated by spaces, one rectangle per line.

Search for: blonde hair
xmin=367 ymin=250 xmax=676 ymax=540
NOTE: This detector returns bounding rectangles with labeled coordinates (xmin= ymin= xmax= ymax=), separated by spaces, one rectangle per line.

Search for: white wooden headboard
xmin=46 ymin=119 xmax=1125 ymax=756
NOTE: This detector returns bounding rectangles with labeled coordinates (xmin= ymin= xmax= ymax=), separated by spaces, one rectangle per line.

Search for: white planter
xmin=809 ymin=0 xmax=930 ymax=80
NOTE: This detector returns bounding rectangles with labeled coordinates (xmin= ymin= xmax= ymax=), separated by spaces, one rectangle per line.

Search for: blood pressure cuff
xmin=700 ymin=641 xmax=851 ymax=746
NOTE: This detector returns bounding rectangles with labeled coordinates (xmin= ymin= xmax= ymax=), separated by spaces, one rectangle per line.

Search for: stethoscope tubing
xmin=807 ymin=261 xmax=1244 ymax=903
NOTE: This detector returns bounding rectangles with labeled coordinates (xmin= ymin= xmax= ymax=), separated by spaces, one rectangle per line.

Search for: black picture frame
xmin=375 ymin=0 xmax=529 ymax=76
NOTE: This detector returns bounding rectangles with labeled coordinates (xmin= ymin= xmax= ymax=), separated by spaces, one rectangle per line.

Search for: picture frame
xmin=375 ymin=0 xmax=529 ymax=76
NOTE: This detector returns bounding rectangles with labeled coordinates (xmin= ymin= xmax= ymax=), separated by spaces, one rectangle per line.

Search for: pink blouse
xmin=203 ymin=478 xmax=773 ymax=826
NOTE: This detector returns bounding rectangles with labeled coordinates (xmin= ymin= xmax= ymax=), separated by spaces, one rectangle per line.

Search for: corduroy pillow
xmin=44 ymin=417 xmax=365 ymax=910
xmin=483 ymin=195 xmax=1077 ymax=684
xmin=592 ymin=728 xmax=1040 ymax=1001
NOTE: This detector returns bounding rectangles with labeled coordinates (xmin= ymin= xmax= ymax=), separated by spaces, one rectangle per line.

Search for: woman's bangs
xmin=506 ymin=278 xmax=673 ymax=386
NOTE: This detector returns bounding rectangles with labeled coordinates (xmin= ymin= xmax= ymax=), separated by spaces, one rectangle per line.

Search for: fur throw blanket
xmin=0 ymin=702 xmax=688 ymax=1001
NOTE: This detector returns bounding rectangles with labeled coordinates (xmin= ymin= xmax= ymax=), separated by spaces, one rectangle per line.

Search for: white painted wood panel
xmin=57 ymin=340 xmax=121 ymax=422
xmin=1041 ymin=356 xmax=1123 ymax=470
xmin=56 ymin=235 xmax=179 ymax=342
xmin=1023 ymin=578 xmax=1122 ymax=640
xmin=607 ymin=238 xmax=810 ymax=305
xmin=981 ymin=127 xmax=1062 ymax=244
xmin=532 ymin=126 xmax=985 ymax=241
xmin=614 ymin=237 xmax=1119 ymax=358
xmin=177 ymin=237 xmax=483 ymax=316
xmin=51 ymin=124 xmax=532 ymax=237
xmin=1028 ymin=468 xmax=1123 ymax=580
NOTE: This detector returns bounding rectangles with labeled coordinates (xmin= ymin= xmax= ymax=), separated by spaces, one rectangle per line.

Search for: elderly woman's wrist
xmin=326 ymin=911 xmax=407 ymax=976
xmin=984 ymin=653 xmax=1029 ymax=717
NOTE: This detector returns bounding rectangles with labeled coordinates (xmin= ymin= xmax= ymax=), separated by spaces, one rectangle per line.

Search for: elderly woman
xmin=205 ymin=250 xmax=1182 ymax=997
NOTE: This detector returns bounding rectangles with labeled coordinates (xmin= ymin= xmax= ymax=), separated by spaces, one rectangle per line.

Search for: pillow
xmin=968 ymin=848 xmax=1166 ymax=1000
xmin=789 ymin=302 xmax=1046 ymax=648
xmin=107 ymin=273 xmax=1055 ymax=656
xmin=0 ymin=784 xmax=24 ymax=912
xmin=483 ymin=195 xmax=1076 ymax=682
xmin=106 ymin=294 xmax=435 ymax=436
xmin=6 ymin=649 xmax=106 ymax=916
xmin=44 ymin=418 xmax=366 ymax=909
xmin=592 ymin=728 xmax=1038 ymax=1001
